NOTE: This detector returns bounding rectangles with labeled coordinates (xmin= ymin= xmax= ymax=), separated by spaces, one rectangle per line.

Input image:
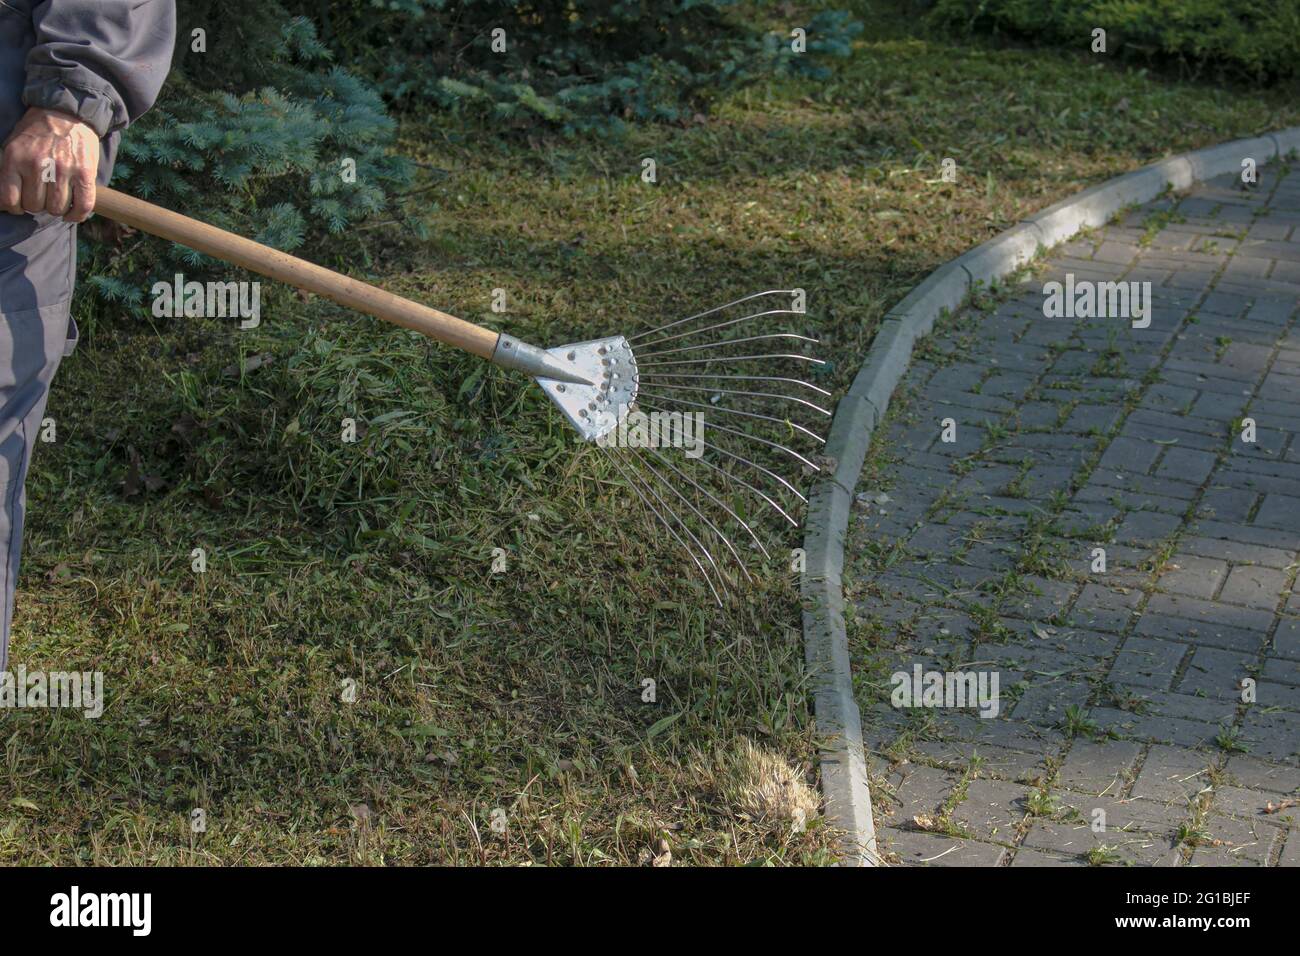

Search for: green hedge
xmin=929 ymin=0 xmax=1300 ymax=81
xmin=85 ymin=1 xmax=861 ymax=313
xmin=307 ymin=1 xmax=862 ymax=136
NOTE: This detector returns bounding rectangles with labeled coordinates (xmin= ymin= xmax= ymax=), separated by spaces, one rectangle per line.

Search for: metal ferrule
xmin=491 ymin=334 xmax=595 ymax=386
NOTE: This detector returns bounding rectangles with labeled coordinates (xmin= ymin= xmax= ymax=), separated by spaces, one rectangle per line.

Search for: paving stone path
xmin=847 ymin=164 xmax=1300 ymax=866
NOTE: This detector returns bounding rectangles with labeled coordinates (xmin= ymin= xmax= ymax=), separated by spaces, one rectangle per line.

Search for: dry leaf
xmin=651 ymin=837 xmax=672 ymax=867
xmin=350 ymin=803 xmax=372 ymax=828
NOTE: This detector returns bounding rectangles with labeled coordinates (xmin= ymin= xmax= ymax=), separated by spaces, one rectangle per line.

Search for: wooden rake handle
xmin=93 ymin=186 xmax=499 ymax=359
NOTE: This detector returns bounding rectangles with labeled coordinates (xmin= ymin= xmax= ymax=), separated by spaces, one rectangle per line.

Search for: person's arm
xmin=24 ymin=0 xmax=177 ymax=138
xmin=1 ymin=0 xmax=176 ymax=222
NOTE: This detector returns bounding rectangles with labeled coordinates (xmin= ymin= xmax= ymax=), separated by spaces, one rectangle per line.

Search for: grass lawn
xmin=3 ymin=0 xmax=1296 ymax=864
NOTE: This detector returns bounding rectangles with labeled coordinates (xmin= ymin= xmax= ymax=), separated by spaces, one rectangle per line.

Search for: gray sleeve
xmin=22 ymin=0 xmax=177 ymax=138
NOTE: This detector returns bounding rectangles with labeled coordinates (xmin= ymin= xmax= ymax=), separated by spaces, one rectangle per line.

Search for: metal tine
xmin=634 ymin=448 xmax=754 ymax=585
xmin=605 ymin=448 xmax=726 ymax=607
xmin=616 ymin=290 xmax=829 ymax=589
xmin=636 ymin=308 xmax=803 ymax=350
xmin=638 ymin=371 xmax=832 ymax=399
xmin=628 ymin=289 xmax=798 ymax=343
xmin=620 ymin=448 xmax=732 ymax=598
xmin=629 ymin=459 xmax=736 ymax=594
xmin=643 ymin=447 xmax=772 ymax=563
xmin=690 ymin=432 xmax=809 ymax=504
xmin=638 ymin=353 xmax=826 ymax=370
xmin=637 ymin=333 xmax=818 ymax=360
xmin=636 ymin=380 xmax=832 ymax=418
xmin=685 ymin=449 xmax=800 ymax=528
xmin=636 ymin=389 xmax=825 ymax=444
xmin=638 ymin=399 xmax=822 ymax=472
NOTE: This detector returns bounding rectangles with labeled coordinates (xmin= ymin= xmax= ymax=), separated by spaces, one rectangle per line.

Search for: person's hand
xmin=0 ymin=107 xmax=100 ymax=223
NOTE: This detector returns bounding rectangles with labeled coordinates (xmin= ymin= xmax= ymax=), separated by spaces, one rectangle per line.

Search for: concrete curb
xmin=801 ymin=127 xmax=1300 ymax=866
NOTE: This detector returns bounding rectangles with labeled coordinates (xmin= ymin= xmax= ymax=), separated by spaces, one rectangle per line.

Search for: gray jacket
xmin=0 ymin=0 xmax=176 ymax=246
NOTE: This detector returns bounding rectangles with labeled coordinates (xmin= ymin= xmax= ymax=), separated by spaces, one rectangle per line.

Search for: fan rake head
xmin=581 ymin=289 xmax=830 ymax=606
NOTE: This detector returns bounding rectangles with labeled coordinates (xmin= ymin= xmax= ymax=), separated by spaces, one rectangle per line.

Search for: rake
xmin=94 ymin=189 xmax=830 ymax=603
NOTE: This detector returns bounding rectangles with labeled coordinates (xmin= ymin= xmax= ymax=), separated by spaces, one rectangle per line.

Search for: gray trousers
xmin=0 ymin=0 xmax=173 ymax=671
xmin=0 ymin=214 xmax=78 ymax=672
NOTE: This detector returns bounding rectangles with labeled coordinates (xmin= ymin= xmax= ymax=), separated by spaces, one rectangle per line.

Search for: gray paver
xmin=1218 ymin=565 xmax=1290 ymax=610
xmin=878 ymin=764 xmax=961 ymax=828
xmin=1021 ymin=803 xmax=1183 ymax=866
xmin=1109 ymin=637 xmax=1189 ymax=690
xmin=1224 ymin=755 xmax=1300 ymax=793
xmin=1130 ymin=745 xmax=1215 ymax=805
xmin=1188 ymin=815 xmax=1278 ymax=866
xmin=951 ymin=777 xmax=1030 ymax=842
xmin=880 ymin=829 xmax=1008 ymax=866
xmin=1057 ymin=740 xmax=1143 ymax=796
xmin=1157 ymin=553 xmax=1228 ymax=599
